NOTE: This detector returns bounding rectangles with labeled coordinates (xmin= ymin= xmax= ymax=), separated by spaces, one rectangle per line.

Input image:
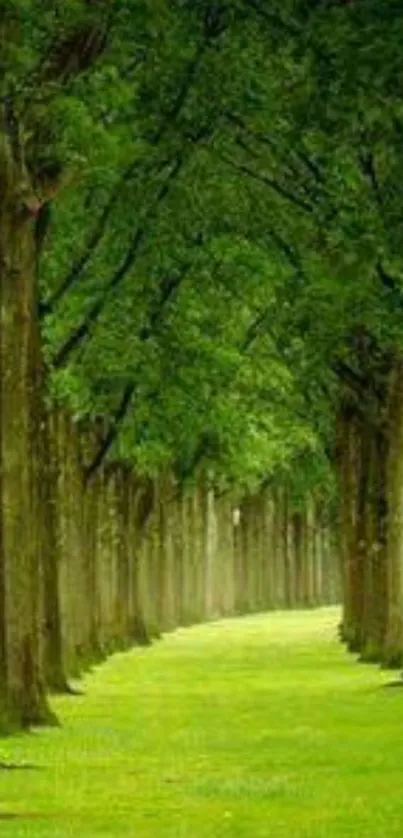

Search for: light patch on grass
xmin=0 ymin=607 xmax=402 ymax=837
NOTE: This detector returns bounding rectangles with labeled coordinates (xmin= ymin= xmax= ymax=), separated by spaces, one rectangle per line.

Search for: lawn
xmin=0 ymin=606 xmax=402 ymax=837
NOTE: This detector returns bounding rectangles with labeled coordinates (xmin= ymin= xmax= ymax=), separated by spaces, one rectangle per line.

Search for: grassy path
xmin=1 ymin=607 xmax=403 ymax=836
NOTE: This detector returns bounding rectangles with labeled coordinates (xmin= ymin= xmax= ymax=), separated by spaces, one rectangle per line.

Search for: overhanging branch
xmin=52 ymin=155 xmax=185 ymax=369
xmin=85 ymin=382 xmax=135 ymax=482
xmin=219 ymin=151 xmax=314 ymax=214
xmin=84 ymin=256 xmax=194 ymax=479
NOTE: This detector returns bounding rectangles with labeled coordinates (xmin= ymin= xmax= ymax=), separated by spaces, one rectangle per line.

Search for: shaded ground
xmin=0 ymin=607 xmax=402 ymax=836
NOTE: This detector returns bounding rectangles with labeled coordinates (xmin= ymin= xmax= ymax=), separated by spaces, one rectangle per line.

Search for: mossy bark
xmin=40 ymin=413 xmax=67 ymax=692
xmin=0 ymin=127 xmax=52 ymax=726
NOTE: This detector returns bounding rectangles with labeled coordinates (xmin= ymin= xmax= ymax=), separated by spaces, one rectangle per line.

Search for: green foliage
xmin=4 ymin=0 xmax=403 ymax=499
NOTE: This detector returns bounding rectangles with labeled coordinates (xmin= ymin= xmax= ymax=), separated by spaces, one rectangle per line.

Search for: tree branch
xmin=376 ymin=261 xmax=403 ymax=306
xmin=42 ymin=34 xmax=215 ymax=315
xmin=234 ymin=134 xmax=320 ymax=203
xmin=41 ymin=159 xmax=140 ymax=316
xmin=52 ymin=155 xmax=185 ymax=369
xmin=358 ymin=149 xmax=383 ymax=208
xmin=241 ymin=0 xmax=300 ymax=38
xmin=218 ymin=151 xmax=315 ymax=213
xmin=85 ymin=382 xmax=135 ymax=482
xmin=242 ymin=0 xmax=329 ymax=62
xmin=228 ymin=115 xmax=325 ymax=196
xmin=84 ymin=257 xmax=194 ymax=479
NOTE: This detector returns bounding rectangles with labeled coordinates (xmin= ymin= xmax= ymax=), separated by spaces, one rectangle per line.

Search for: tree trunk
xmin=359 ymin=424 xmax=388 ymax=663
xmin=384 ymin=360 xmax=403 ymax=666
xmin=337 ymin=409 xmax=363 ymax=651
xmin=40 ymin=412 xmax=67 ymax=691
xmin=0 ymin=127 xmax=52 ymax=727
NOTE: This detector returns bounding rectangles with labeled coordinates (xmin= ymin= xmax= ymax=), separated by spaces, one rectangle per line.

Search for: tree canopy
xmin=3 ymin=0 xmax=402 ymax=500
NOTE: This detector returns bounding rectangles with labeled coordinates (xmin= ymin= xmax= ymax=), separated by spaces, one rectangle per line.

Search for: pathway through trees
xmin=0 ymin=607 xmax=401 ymax=837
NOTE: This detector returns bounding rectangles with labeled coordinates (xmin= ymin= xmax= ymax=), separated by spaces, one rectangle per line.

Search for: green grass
xmin=0 ymin=606 xmax=403 ymax=836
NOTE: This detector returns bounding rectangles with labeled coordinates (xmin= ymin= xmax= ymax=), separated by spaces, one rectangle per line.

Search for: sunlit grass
xmin=0 ymin=607 xmax=402 ymax=836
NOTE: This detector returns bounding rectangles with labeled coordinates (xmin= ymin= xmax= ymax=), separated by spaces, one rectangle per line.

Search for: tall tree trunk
xmin=0 ymin=126 xmax=52 ymax=726
xmin=40 ymin=412 xmax=67 ymax=692
xmin=359 ymin=424 xmax=388 ymax=663
xmin=337 ymin=409 xmax=362 ymax=651
xmin=384 ymin=360 xmax=403 ymax=666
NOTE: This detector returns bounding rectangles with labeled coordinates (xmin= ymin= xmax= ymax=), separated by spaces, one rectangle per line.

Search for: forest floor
xmin=0 ymin=606 xmax=402 ymax=836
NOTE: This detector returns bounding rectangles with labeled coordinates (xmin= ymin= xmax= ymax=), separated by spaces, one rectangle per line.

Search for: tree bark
xmin=0 ymin=125 xmax=52 ymax=726
xmin=384 ymin=361 xmax=403 ymax=666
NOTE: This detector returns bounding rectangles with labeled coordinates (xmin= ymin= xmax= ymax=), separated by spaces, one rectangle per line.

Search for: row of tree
xmin=0 ymin=0 xmax=403 ymax=725
xmin=5 ymin=408 xmax=338 ymax=730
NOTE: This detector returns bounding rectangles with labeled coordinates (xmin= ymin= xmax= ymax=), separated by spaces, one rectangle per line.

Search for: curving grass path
xmin=0 ymin=607 xmax=403 ymax=836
